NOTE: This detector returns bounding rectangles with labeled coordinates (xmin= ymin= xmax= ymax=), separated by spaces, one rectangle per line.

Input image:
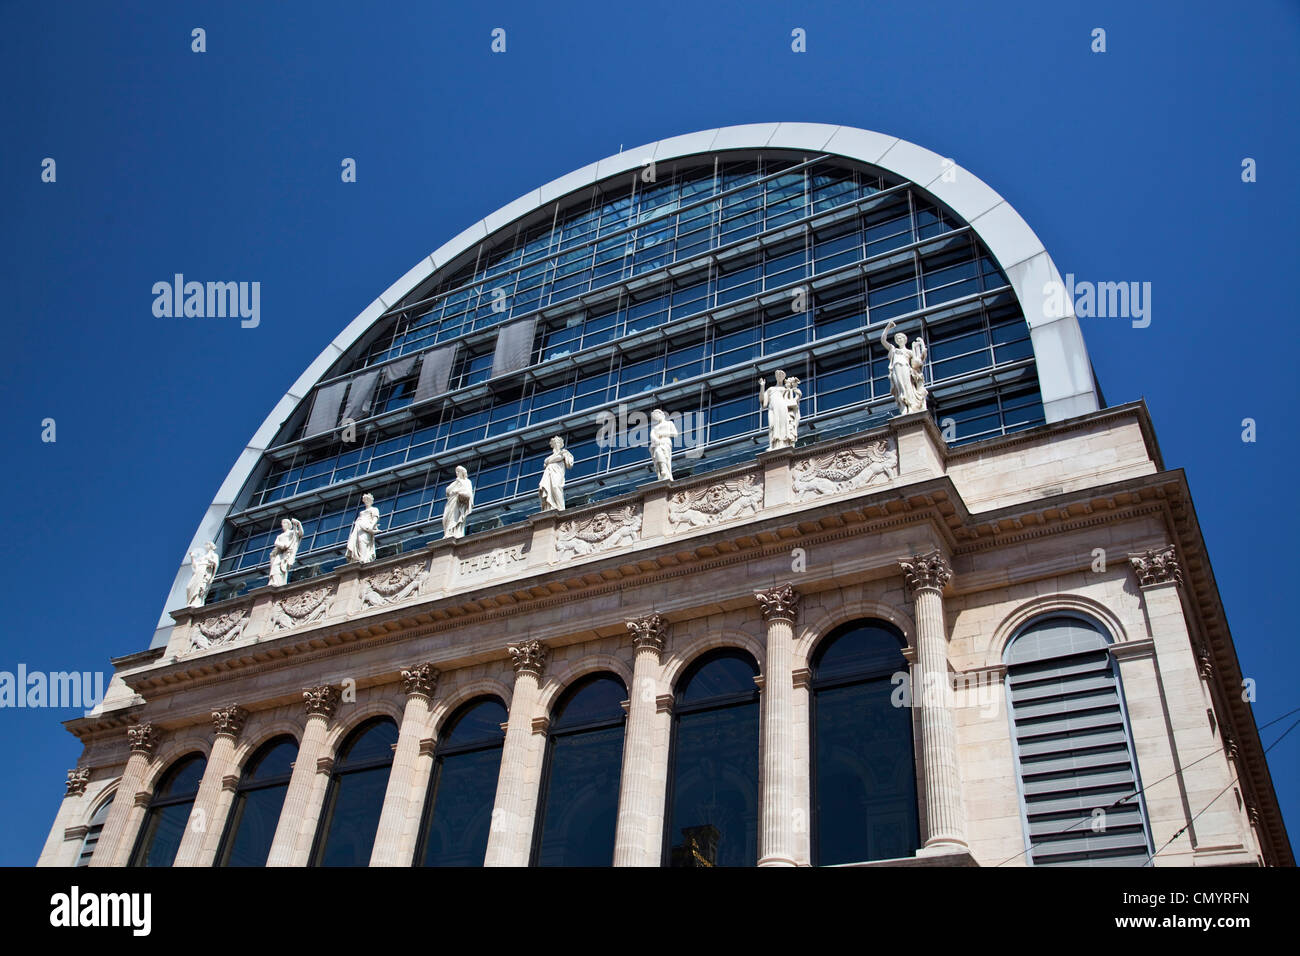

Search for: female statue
xmin=268 ymin=518 xmax=304 ymax=587
xmin=881 ymin=319 xmax=929 ymax=414
xmin=442 ymin=465 xmax=474 ymax=539
xmin=346 ymin=493 xmax=380 ymax=564
xmin=538 ymin=436 xmax=574 ymax=511
xmin=759 ymin=370 xmax=800 ymax=450
xmin=649 ymin=409 xmax=678 ymax=482
xmin=186 ymin=541 xmax=220 ymax=608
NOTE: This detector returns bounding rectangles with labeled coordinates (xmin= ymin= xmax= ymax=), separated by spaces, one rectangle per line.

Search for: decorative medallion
xmin=555 ymin=506 xmax=641 ymax=558
xmin=190 ymin=607 xmax=249 ymax=651
xmin=667 ymin=474 xmax=764 ymax=532
xmin=791 ymin=439 xmax=898 ymax=500
xmin=358 ymin=560 xmax=428 ymax=610
xmin=267 ymin=584 xmax=336 ymax=633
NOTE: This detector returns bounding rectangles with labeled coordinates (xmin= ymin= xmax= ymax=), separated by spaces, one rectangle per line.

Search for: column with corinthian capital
xmin=756 ymin=584 xmax=800 ymax=867
xmin=266 ymin=685 xmax=339 ymax=867
xmin=484 ymin=640 xmax=547 ymax=867
xmin=900 ymin=548 xmax=968 ymax=851
xmin=370 ymin=663 xmax=440 ymax=866
xmin=614 ymin=613 xmax=669 ymax=866
xmin=89 ymin=723 xmax=159 ymax=867
xmin=173 ymin=704 xmax=247 ymax=867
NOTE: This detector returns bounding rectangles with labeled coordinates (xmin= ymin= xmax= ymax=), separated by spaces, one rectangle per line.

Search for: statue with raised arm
xmin=186 ymin=541 xmax=220 ymax=608
xmin=881 ymin=320 xmax=929 ymax=414
xmin=759 ymin=370 xmax=800 ymax=450
xmin=442 ymin=465 xmax=474 ymax=539
xmin=538 ymin=436 xmax=575 ymax=511
xmin=268 ymin=518 xmax=304 ymax=587
xmin=346 ymin=493 xmax=380 ymax=564
xmin=649 ymin=409 xmax=678 ymax=482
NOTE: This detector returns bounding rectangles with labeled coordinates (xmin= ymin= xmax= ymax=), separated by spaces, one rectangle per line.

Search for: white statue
xmin=442 ymin=465 xmax=474 ymax=539
xmin=346 ymin=493 xmax=380 ymax=564
xmin=649 ymin=409 xmax=678 ymax=482
xmin=186 ymin=541 xmax=219 ymax=608
xmin=268 ymin=518 xmax=304 ymax=587
xmin=538 ymin=436 xmax=574 ymax=511
xmin=882 ymin=320 xmax=929 ymax=414
xmin=759 ymin=370 xmax=801 ymax=450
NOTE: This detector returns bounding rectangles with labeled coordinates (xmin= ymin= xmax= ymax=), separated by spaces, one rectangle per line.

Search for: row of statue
xmin=186 ymin=330 xmax=930 ymax=608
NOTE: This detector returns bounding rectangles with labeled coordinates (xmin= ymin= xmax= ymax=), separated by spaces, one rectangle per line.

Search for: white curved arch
xmin=153 ymin=122 xmax=1097 ymax=648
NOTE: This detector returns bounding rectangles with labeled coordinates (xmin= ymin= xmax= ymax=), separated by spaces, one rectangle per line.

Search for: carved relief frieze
xmin=555 ymin=506 xmax=641 ymax=559
xmin=791 ymin=438 xmax=898 ymax=500
xmin=667 ymin=474 xmax=764 ymax=532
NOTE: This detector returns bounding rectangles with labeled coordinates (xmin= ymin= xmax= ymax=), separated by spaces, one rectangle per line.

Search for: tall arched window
xmin=418 ymin=696 xmax=507 ymax=866
xmin=1005 ymin=614 xmax=1153 ymax=866
xmin=811 ymin=620 xmax=919 ymax=865
xmin=217 ymin=735 xmax=298 ymax=866
xmin=311 ymin=717 xmax=398 ymax=866
xmin=130 ymin=753 xmax=207 ymax=867
xmin=76 ymin=794 xmax=114 ymax=866
xmin=664 ymin=650 xmax=760 ymax=867
xmin=532 ymin=674 xmax=627 ymax=866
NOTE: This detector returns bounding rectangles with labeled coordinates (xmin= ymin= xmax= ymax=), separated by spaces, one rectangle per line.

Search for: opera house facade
xmin=38 ymin=123 xmax=1290 ymax=868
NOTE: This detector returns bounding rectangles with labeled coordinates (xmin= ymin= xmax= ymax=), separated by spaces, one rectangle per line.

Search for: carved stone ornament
xmin=190 ymin=607 xmax=249 ymax=652
xmin=358 ymin=560 xmax=428 ymax=611
xmin=755 ymin=584 xmax=801 ymax=623
xmin=401 ymin=663 xmax=441 ymax=699
xmin=211 ymin=704 xmax=248 ymax=740
xmin=268 ymin=584 xmax=336 ymax=633
xmin=791 ymin=439 xmax=898 ymax=500
xmin=627 ymin=613 xmax=669 ymax=654
xmin=303 ymin=685 xmax=340 ymax=720
xmin=1129 ymin=545 xmax=1183 ymax=589
xmin=555 ymin=506 xmax=641 ymax=558
xmin=667 ymin=474 xmax=764 ymax=532
xmin=899 ymin=549 xmax=952 ymax=593
xmin=127 ymin=723 xmax=160 ymax=756
xmin=65 ymin=768 xmax=90 ymax=797
xmin=459 ymin=544 xmax=527 ymax=577
xmin=508 ymin=640 xmax=547 ymax=679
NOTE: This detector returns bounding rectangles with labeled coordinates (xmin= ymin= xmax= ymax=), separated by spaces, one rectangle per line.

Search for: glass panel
xmin=220 ymin=784 xmax=290 ymax=866
xmin=666 ymin=701 xmax=759 ymax=866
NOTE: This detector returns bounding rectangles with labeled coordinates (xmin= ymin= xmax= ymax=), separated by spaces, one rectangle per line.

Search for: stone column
xmin=266 ymin=685 xmax=339 ymax=867
xmin=613 ymin=614 xmax=668 ymax=867
xmin=36 ymin=770 xmax=92 ymax=866
xmin=370 ymin=663 xmax=439 ymax=867
xmin=484 ymin=640 xmax=547 ymax=867
xmin=89 ymin=723 xmax=159 ymax=867
xmin=900 ymin=549 xmax=968 ymax=851
xmin=1129 ymin=546 xmax=1250 ymax=859
xmin=756 ymin=584 xmax=800 ymax=867
xmin=173 ymin=704 xmax=247 ymax=867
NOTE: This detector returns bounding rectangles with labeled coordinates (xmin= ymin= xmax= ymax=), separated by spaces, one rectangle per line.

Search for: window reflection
xmin=419 ymin=697 xmax=507 ymax=867
xmin=131 ymin=753 xmax=207 ymax=867
xmin=218 ymin=736 xmax=297 ymax=867
xmin=312 ymin=718 xmax=398 ymax=867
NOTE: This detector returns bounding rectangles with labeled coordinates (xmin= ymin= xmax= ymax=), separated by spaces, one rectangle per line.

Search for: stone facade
xmin=37 ymin=404 xmax=1291 ymax=867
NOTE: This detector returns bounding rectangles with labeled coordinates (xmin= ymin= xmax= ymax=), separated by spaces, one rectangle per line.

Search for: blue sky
xmin=0 ymin=0 xmax=1296 ymax=865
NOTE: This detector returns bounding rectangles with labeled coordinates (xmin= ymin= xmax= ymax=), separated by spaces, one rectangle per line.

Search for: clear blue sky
xmin=1 ymin=0 xmax=1295 ymax=865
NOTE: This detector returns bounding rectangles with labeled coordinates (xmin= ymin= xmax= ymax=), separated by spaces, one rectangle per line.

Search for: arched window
xmin=130 ymin=753 xmax=207 ymax=867
xmin=417 ymin=696 xmax=507 ymax=866
xmin=311 ymin=718 xmax=398 ymax=866
xmin=664 ymin=650 xmax=760 ymax=867
xmin=217 ymin=735 xmax=298 ymax=866
xmin=532 ymin=674 xmax=627 ymax=866
xmin=810 ymin=620 xmax=919 ymax=865
xmin=76 ymin=794 xmax=115 ymax=866
xmin=1004 ymin=614 xmax=1153 ymax=866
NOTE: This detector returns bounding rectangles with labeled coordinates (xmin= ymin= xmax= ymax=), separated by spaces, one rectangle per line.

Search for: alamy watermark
xmin=596 ymin=404 xmax=706 ymax=459
xmin=0 ymin=665 xmax=106 ymax=713
xmin=152 ymin=274 xmax=260 ymax=328
xmin=1043 ymin=273 xmax=1151 ymax=328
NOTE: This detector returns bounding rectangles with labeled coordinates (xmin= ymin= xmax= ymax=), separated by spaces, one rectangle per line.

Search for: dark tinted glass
xmin=337 ymin=719 xmax=400 ymax=767
xmin=134 ymin=802 xmax=192 ymax=867
xmin=676 ymin=653 xmax=757 ymax=704
xmin=243 ymin=737 xmax=297 ymax=782
xmin=533 ymin=676 xmax=627 ymax=866
xmin=812 ymin=622 xmax=906 ymax=680
xmin=154 ymin=753 xmax=206 ymax=798
xmin=419 ymin=698 xmax=507 ymax=867
xmin=313 ymin=719 xmax=397 ymax=866
xmin=218 ymin=736 xmax=298 ymax=867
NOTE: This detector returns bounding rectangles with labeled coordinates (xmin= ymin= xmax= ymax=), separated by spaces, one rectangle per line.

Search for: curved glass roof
xmin=151 ymin=123 xmax=1098 ymax=648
